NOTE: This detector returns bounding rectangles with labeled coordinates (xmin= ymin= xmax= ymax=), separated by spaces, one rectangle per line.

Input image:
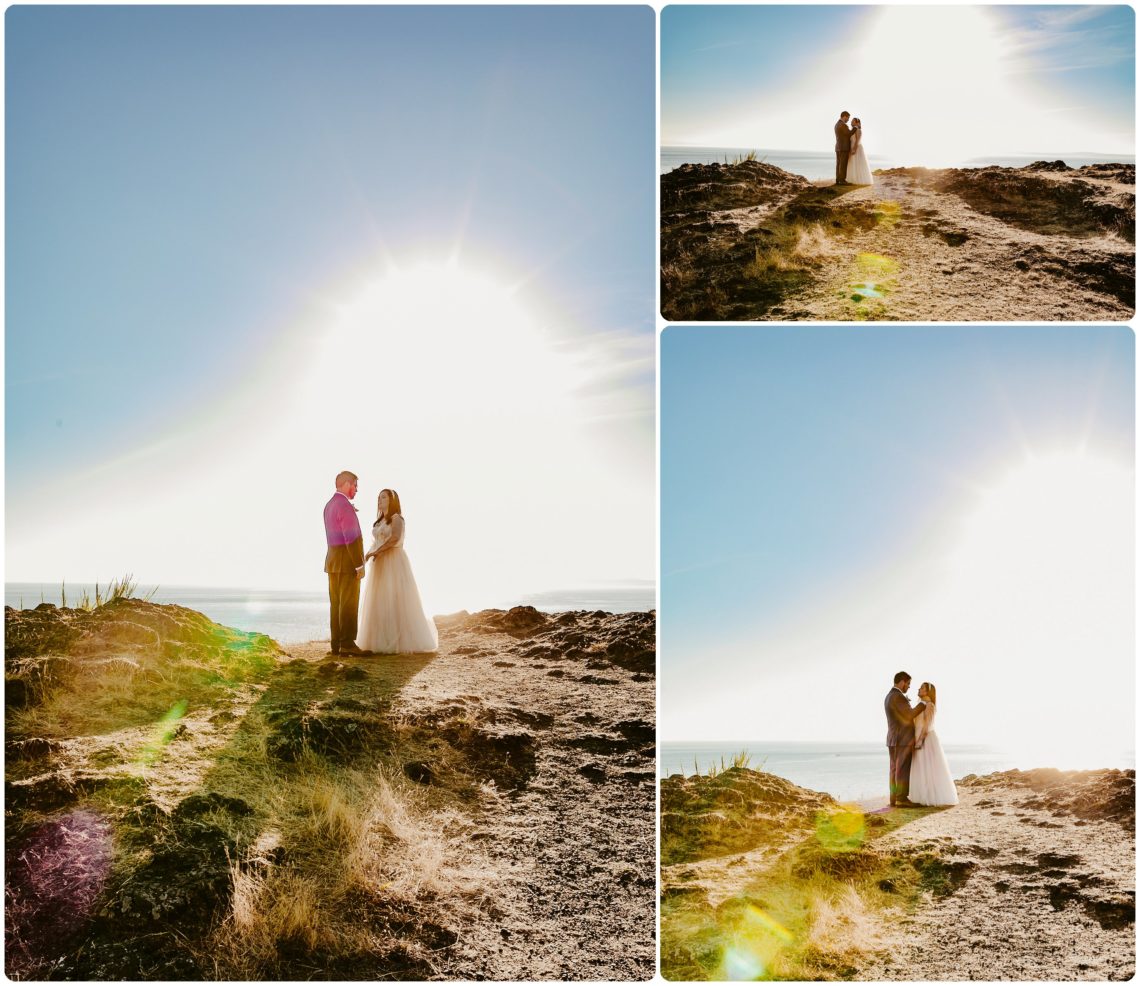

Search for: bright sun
xmin=949 ymin=450 xmax=1132 ymax=608
xmin=303 ymin=261 xmax=585 ymax=419
xmin=935 ymin=450 xmax=1134 ymax=759
xmin=850 ymin=6 xmax=1024 ymax=163
xmin=265 ymin=259 xmax=633 ymax=612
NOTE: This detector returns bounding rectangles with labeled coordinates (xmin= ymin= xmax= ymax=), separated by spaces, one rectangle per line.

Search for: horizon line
xmin=661 ymin=142 xmax=1136 ymax=160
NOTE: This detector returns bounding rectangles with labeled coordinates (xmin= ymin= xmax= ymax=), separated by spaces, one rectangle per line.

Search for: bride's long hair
xmin=374 ymin=488 xmax=402 ymax=526
xmin=921 ymin=681 xmax=937 ymax=705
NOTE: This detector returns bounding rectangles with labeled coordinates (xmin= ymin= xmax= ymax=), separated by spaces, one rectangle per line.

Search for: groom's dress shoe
xmin=896 ymin=799 xmax=919 ymax=808
xmin=340 ymin=643 xmax=366 ymax=656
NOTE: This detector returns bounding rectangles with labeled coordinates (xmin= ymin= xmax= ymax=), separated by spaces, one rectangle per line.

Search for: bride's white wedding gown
xmin=847 ymin=132 xmax=874 ymax=185
xmin=909 ymin=703 xmax=958 ymax=806
xmin=357 ymin=514 xmax=438 ymax=654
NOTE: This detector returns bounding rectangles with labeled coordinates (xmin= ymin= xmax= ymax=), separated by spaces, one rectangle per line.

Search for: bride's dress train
xmin=847 ymin=136 xmax=874 ymax=185
xmin=357 ymin=515 xmax=438 ymax=654
xmin=909 ymin=703 xmax=958 ymax=806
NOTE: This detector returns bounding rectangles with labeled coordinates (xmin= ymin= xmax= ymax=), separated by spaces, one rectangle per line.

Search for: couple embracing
xmin=833 ymin=110 xmax=873 ymax=187
xmin=323 ymin=470 xmax=438 ymax=657
xmin=884 ymin=670 xmax=958 ymax=807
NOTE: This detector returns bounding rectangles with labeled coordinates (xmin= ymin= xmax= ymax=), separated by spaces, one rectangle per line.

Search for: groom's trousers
xmin=888 ymin=742 xmax=914 ymax=804
xmin=328 ymin=571 xmax=361 ymax=652
xmin=835 ymin=149 xmax=849 ymax=184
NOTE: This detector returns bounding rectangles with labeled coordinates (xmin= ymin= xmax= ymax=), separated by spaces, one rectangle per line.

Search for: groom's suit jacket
xmin=323 ymin=492 xmax=365 ymax=574
xmin=884 ymin=687 xmax=923 ymax=747
xmin=834 ymin=119 xmax=852 ymax=152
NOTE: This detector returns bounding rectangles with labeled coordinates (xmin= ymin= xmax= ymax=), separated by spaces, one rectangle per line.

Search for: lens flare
xmin=719 ymin=942 xmax=766 ymax=980
xmin=136 ymin=699 xmax=188 ymax=767
xmin=7 ymin=810 xmax=113 ymax=973
xmin=848 ymin=251 xmax=899 ymax=307
xmin=816 ymin=804 xmax=867 ymax=849
xmin=744 ymin=903 xmax=795 ymax=945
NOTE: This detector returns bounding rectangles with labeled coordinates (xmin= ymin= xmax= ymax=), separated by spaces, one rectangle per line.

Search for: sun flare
xmin=684 ymin=5 xmax=1132 ymax=163
xmin=949 ymin=450 xmax=1133 ymax=609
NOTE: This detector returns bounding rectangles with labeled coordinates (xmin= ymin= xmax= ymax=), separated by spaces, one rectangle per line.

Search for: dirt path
xmin=660 ymin=160 xmax=1135 ymax=321
xmin=261 ymin=617 xmax=656 ymax=980
xmin=388 ymin=614 xmax=657 ymax=980
xmin=771 ymin=174 xmax=1133 ymax=321
xmin=860 ymin=775 xmax=1135 ymax=981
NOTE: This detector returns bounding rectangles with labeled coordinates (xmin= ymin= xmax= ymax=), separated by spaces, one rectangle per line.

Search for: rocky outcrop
xmin=661 ymin=766 xmax=837 ymax=865
xmin=883 ymin=163 xmax=1135 ymax=241
xmin=662 ymin=159 xmax=812 ymax=214
xmin=959 ymin=767 xmax=1135 ymax=831
xmin=5 ymin=598 xmax=284 ymax=711
xmin=469 ymin=606 xmax=655 ymax=674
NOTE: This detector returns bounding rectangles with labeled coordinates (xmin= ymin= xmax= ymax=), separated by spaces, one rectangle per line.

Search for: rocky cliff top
xmin=661 ymin=158 xmax=1135 ymax=321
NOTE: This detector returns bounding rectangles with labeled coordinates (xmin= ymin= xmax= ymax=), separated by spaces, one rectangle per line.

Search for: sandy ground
xmin=861 ymin=776 xmax=1135 ymax=981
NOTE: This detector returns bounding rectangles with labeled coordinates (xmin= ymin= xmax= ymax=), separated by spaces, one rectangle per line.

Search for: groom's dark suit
xmin=324 ymin=492 xmax=365 ymax=654
xmin=834 ymin=119 xmax=852 ymax=184
xmin=885 ymin=687 xmax=925 ymax=804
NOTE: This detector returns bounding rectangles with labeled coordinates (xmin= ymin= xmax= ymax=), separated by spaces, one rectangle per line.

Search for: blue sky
xmin=662 ymin=5 xmax=1135 ymax=160
xmin=661 ymin=327 xmax=1134 ymax=750
xmin=6 ymin=6 xmax=655 ymax=600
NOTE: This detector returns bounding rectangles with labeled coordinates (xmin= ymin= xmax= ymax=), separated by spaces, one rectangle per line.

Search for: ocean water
xmin=5 ymin=581 xmax=655 ymax=645
xmin=660 ymin=740 xmax=1136 ymax=805
xmin=660 ymin=146 xmax=1135 ymax=181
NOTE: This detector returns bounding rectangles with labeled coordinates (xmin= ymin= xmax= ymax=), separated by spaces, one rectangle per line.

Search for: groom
xmin=323 ymin=470 xmax=366 ymax=657
xmin=834 ymin=110 xmax=852 ymax=186
xmin=884 ymin=671 xmax=926 ymax=807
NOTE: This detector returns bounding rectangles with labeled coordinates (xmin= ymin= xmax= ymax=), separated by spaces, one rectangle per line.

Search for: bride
xmin=846 ymin=118 xmax=874 ymax=186
xmin=357 ymin=489 xmax=438 ymax=654
xmin=909 ymin=682 xmax=958 ymax=806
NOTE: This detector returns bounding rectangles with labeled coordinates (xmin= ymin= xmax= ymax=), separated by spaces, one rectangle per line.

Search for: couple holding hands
xmin=322 ymin=470 xmax=438 ymax=657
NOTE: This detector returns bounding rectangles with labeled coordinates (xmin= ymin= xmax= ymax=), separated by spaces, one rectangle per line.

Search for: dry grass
xmin=661 ymin=805 xmax=931 ymax=981
xmin=10 ymin=644 xmax=276 ymax=743
xmin=808 ymin=883 xmax=878 ymax=948
xmin=224 ymin=865 xmax=337 ymax=970
xmin=346 ymin=770 xmax=492 ymax=905
xmin=203 ymin=760 xmax=492 ymax=978
xmin=744 ymin=221 xmax=838 ymax=279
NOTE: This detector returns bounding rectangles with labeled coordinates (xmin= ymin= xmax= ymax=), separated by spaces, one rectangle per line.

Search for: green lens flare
xmin=136 ymin=699 xmax=188 ymax=766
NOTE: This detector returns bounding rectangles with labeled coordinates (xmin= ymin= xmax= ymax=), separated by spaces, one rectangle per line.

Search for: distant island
xmin=5 ymin=597 xmax=655 ymax=979
xmin=660 ymin=764 xmax=1135 ymax=980
xmin=661 ymin=159 xmax=1135 ymax=321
